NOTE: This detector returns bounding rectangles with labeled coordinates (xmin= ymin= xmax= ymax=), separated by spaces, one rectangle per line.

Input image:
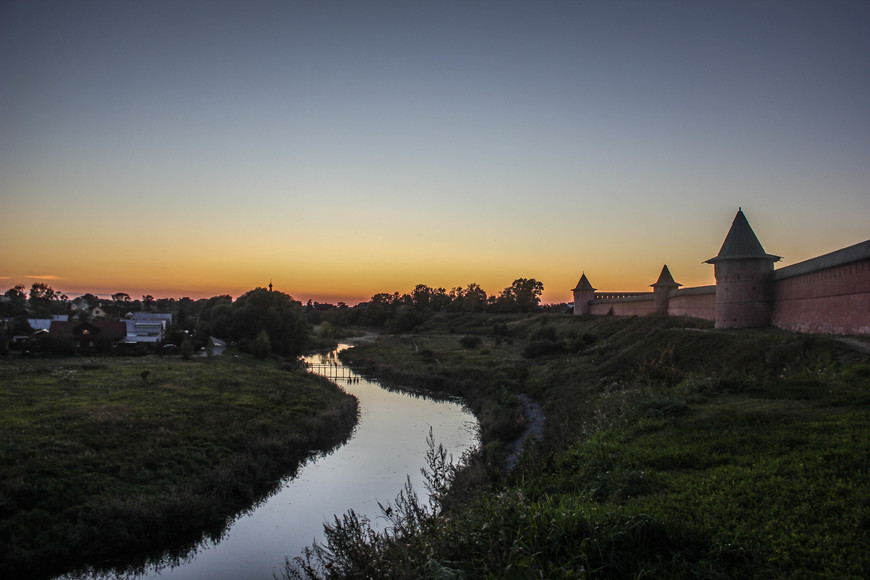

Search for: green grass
xmin=0 ymin=354 xmax=358 ymax=579
xmin=300 ymin=314 xmax=870 ymax=579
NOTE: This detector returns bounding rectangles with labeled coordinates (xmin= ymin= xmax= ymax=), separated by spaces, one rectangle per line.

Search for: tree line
xmin=304 ymin=278 xmax=563 ymax=333
xmin=2 ymin=278 xmax=563 ymax=357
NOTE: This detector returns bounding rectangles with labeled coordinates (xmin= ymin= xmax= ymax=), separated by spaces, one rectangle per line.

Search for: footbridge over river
xmin=305 ymin=361 xmax=362 ymax=381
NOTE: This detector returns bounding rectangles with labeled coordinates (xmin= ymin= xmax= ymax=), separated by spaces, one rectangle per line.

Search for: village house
xmin=49 ymin=320 xmax=127 ymax=351
xmin=122 ymin=311 xmax=173 ymax=345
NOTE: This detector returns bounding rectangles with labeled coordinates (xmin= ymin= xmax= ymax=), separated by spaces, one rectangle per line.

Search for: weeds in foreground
xmin=286 ymin=429 xmax=462 ymax=579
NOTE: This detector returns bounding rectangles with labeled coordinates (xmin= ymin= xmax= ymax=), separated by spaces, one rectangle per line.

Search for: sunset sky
xmin=2 ymin=1 xmax=868 ymax=305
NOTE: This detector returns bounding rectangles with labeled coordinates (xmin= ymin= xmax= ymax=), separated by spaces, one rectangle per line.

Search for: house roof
xmin=651 ymin=264 xmax=681 ymax=288
xmin=50 ymin=320 xmax=127 ymax=340
xmin=572 ymin=273 xmax=596 ymax=292
xmin=705 ymin=209 xmax=781 ymax=264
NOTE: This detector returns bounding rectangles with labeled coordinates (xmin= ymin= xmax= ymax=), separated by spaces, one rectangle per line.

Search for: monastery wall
xmin=589 ymin=295 xmax=655 ymax=317
xmin=666 ymin=286 xmax=716 ymax=321
xmin=771 ymin=241 xmax=870 ymax=335
xmin=572 ymin=211 xmax=869 ymax=336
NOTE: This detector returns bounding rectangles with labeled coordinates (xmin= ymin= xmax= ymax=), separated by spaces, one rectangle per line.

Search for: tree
xmin=229 ymin=288 xmax=307 ymax=356
xmin=28 ymin=283 xmax=58 ymax=313
xmin=498 ymin=278 xmax=544 ymax=312
xmin=412 ymin=284 xmax=434 ymax=311
xmin=112 ymin=292 xmax=131 ymax=316
xmin=365 ymin=292 xmax=402 ymax=327
xmin=1 ymin=285 xmax=27 ymax=317
xmin=112 ymin=292 xmax=130 ymax=303
xmin=142 ymin=295 xmax=155 ymax=311
xmin=459 ymin=283 xmax=488 ymax=313
xmin=6 ymin=284 xmax=25 ymax=304
xmin=251 ymin=329 xmax=272 ymax=359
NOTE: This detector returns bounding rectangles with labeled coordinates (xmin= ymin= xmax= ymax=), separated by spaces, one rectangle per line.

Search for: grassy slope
xmin=336 ymin=314 xmax=869 ymax=578
xmin=0 ymin=354 xmax=358 ymax=579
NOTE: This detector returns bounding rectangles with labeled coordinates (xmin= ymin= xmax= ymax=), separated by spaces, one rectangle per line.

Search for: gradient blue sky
xmin=2 ymin=0 xmax=868 ymax=304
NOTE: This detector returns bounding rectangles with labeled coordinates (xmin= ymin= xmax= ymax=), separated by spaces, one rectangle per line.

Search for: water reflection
xmin=61 ymin=344 xmax=479 ymax=580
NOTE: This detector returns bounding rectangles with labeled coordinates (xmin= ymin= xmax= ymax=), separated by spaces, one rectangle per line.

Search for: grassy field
xmin=312 ymin=314 xmax=870 ymax=578
xmin=0 ymin=353 xmax=358 ymax=579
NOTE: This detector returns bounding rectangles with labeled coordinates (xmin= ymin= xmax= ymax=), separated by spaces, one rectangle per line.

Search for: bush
xmin=529 ymin=326 xmax=557 ymax=342
xmin=492 ymin=323 xmax=510 ymax=337
xmin=251 ymin=330 xmax=272 ymax=359
xmin=522 ymin=339 xmax=563 ymax=358
xmin=459 ymin=336 xmax=482 ymax=349
xmin=418 ymin=349 xmax=435 ymax=362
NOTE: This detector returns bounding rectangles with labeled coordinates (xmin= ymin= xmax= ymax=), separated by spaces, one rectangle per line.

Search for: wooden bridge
xmin=305 ymin=362 xmax=359 ymax=381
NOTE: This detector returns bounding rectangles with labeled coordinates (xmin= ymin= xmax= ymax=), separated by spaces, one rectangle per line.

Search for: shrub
xmin=522 ymin=339 xmax=563 ymax=358
xmin=418 ymin=349 xmax=435 ymax=362
xmin=251 ymin=330 xmax=271 ymax=359
xmin=492 ymin=323 xmax=510 ymax=337
xmin=529 ymin=326 xmax=557 ymax=342
xmin=459 ymin=336 xmax=482 ymax=349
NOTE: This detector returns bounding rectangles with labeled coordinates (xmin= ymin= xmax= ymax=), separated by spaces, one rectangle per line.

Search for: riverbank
xmin=303 ymin=314 xmax=870 ymax=578
xmin=0 ymin=354 xmax=358 ymax=579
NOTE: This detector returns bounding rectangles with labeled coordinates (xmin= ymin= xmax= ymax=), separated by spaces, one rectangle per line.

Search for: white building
xmin=122 ymin=312 xmax=173 ymax=344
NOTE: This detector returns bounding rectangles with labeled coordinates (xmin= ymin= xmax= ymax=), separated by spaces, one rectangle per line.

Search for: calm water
xmin=74 ymin=344 xmax=479 ymax=579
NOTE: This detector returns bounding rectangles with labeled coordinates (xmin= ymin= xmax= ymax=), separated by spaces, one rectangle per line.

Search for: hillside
xmin=296 ymin=314 xmax=870 ymax=578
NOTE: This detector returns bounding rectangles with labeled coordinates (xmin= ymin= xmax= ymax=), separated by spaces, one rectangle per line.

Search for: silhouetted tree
xmin=229 ymin=288 xmax=307 ymax=356
xmin=498 ymin=278 xmax=544 ymax=312
xmin=1 ymin=285 xmax=27 ymax=317
xmin=28 ymin=283 xmax=58 ymax=314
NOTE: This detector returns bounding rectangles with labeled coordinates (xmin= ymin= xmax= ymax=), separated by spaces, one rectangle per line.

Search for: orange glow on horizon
xmin=2 ymin=208 xmax=864 ymax=307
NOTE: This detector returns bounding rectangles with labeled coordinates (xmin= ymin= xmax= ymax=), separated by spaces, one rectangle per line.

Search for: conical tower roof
xmin=651 ymin=264 xmax=681 ymax=288
xmin=705 ymin=209 xmax=781 ymax=264
xmin=572 ymin=273 xmax=596 ymax=292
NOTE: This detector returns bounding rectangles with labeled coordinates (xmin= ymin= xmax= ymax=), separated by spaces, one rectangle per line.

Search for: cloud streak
xmin=25 ymin=275 xmax=64 ymax=280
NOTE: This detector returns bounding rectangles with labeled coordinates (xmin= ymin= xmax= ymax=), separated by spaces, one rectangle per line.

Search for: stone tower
xmin=705 ymin=209 xmax=781 ymax=328
xmin=572 ymin=273 xmax=596 ymax=315
xmin=651 ymin=265 xmax=681 ymax=315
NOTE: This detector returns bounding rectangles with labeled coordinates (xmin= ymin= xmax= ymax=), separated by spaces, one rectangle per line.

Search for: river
xmin=66 ymin=343 xmax=480 ymax=580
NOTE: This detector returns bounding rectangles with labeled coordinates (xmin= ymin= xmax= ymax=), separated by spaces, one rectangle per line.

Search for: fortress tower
xmin=651 ymin=265 xmax=681 ymax=315
xmin=705 ymin=209 xmax=781 ymax=328
xmin=572 ymin=273 xmax=596 ymax=315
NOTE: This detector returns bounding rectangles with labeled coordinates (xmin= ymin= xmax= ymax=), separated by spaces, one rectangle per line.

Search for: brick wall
xmin=772 ymin=252 xmax=870 ymax=335
xmin=667 ymin=286 xmax=716 ymax=321
xmin=589 ymin=295 xmax=655 ymax=317
xmin=573 ymin=239 xmax=869 ymax=335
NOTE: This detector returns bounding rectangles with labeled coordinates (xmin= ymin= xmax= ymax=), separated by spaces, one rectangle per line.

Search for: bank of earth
xmin=0 ymin=353 xmax=358 ymax=580
xmin=324 ymin=313 xmax=869 ymax=578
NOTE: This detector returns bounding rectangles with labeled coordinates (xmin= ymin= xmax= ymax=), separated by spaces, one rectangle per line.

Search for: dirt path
xmin=836 ymin=337 xmax=870 ymax=355
xmin=505 ymin=394 xmax=545 ymax=470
